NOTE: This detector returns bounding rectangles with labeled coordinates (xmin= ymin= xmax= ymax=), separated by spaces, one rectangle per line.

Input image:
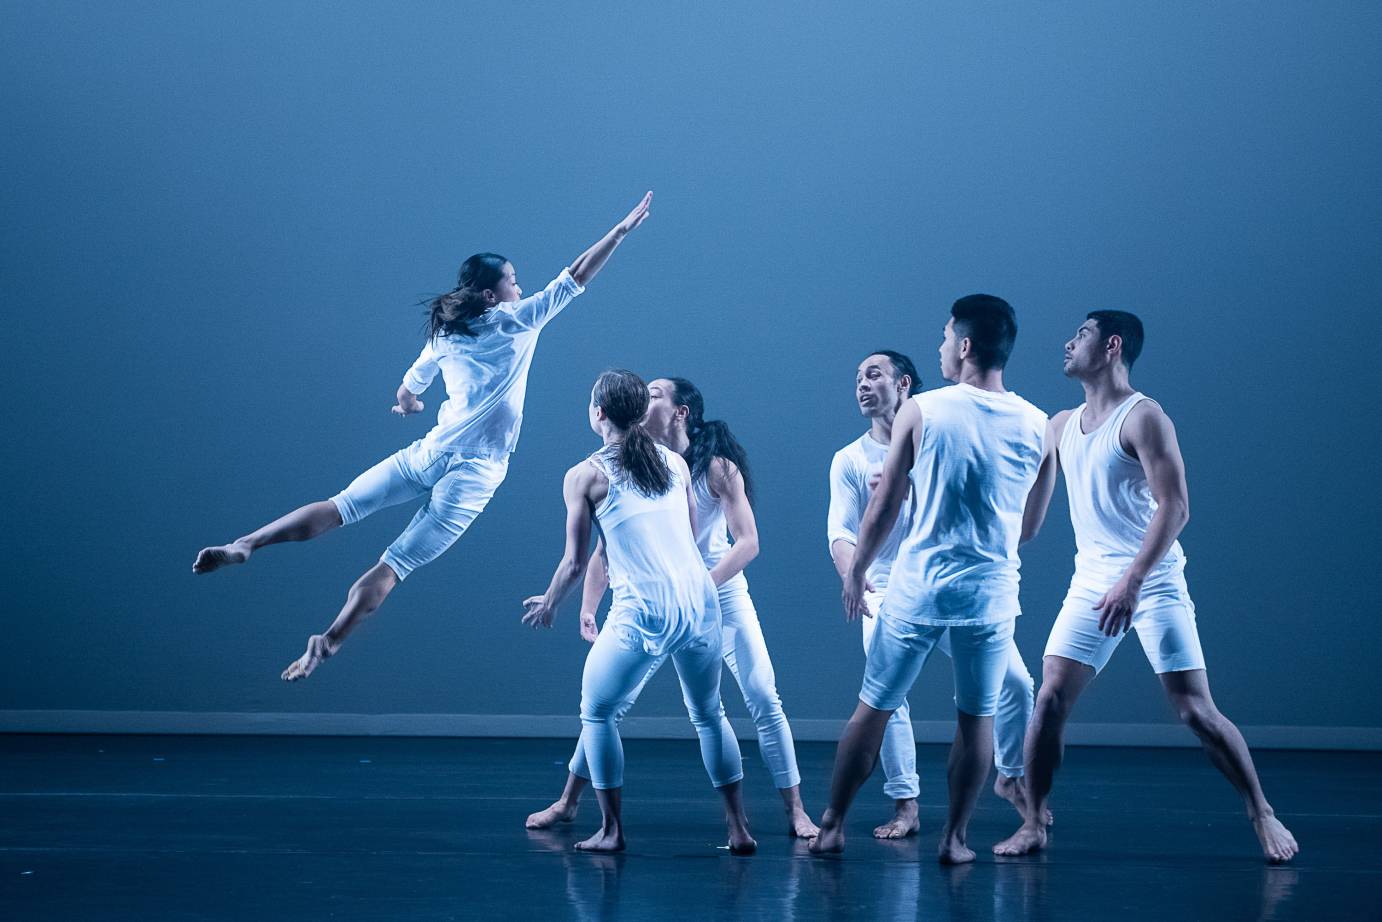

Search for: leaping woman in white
xmin=192 ymin=193 xmax=652 ymax=681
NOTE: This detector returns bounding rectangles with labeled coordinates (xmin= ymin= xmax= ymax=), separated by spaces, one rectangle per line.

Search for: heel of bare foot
xmin=526 ymin=800 xmax=579 ymax=830
xmin=726 ymin=816 xmax=757 ymax=855
xmin=809 ymin=819 xmax=845 ymax=856
xmin=992 ymin=822 xmax=1047 ymax=857
xmin=994 ymin=775 xmax=1054 ymax=826
xmin=193 ymin=539 xmax=252 ymax=574
xmin=938 ymin=829 xmax=976 ymax=865
xmin=787 ymin=809 xmax=820 ymax=839
xmin=1253 ymin=814 xmax=1299 ymax=864
xmin=574 ymin=827 xmax=625 ymax=852
xmin=281 ymin=634 xmax=338 ymax=682
xmin=873 ymin=798 xmax=920 ymax=839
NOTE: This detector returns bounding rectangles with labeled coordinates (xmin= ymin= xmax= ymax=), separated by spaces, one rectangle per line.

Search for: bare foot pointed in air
xmin=281 ymin=634 xmax=338 ymax=682
xmin=193 ymin=539 xmax=252 ymax=574
xmin=574 ymin=827 xmax=625 ymax=853
xmin=938 ymin=827 xmax=976 ymax=865
xmin=526 ymin=800 xmax=579 ymax=830
xmin=993 ymin=822 xmax=1048 ymax=857
xmin=873 ymin=799 xmax=920 ymax=839
xmin=994 ymin=775 xmax=1053 ymax=825
xmin=1254 ymin=814 xmax=1299 ymax=864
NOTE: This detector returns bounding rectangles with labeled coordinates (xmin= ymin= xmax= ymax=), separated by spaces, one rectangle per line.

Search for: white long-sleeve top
xmin=402 ymin=270 xmax=584 ymax=458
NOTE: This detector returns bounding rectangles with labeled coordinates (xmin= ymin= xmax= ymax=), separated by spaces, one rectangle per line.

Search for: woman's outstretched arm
xmin=568 ymin=192 xmax=652 ymax=287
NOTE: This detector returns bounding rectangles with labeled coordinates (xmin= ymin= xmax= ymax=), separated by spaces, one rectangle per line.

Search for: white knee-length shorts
xmin=1044 ymin=570 xmax=1205 ymax=674
xmin=330 ymin=439 xmax=508 ymax=580
xmin=860 ymin=612 xmax=1017 ymax=717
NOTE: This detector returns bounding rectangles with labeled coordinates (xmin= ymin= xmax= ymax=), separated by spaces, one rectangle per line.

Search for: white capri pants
xmin=570 ymin=577 xmax=800 ymax=789
xmin=1045 ymin=571 xmax=1206 ymax=674
xmin=861 ymin=612 xmax=1018 ymax=718
xmin=573 ymin=613 xmax=744 ymax=791
xmin=329 ymin=439 xmax=508 ymax=580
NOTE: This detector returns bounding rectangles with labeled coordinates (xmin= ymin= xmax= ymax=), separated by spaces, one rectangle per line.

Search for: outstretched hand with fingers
xmin=842 ymin=569 xmax=873 ymax=622
xmin=523 ymin=595 xmax=555 ymax=629
xmin=615 ymin=191 xmax=652 ymax=236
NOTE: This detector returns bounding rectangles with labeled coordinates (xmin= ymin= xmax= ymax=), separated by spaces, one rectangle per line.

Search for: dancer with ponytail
xmin=527 ymin=377 xmax=819 ymax=839
xmin=192 ymin=193 xmax=653 ymax=681
xmin=521 ymin=370 xmax=755 ymax=854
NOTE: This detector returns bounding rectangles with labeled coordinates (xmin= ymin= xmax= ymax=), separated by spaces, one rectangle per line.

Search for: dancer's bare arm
xmin=1094 ymin=401 xmax=1190 ymax=635
xmin=844 ymin=400 xmax=920 ymax=620
xmin=670 ymin=452 xmax=700 ymax=540
xmin=523 ymin=465 xmax=598 ymax=628
xmin=579 ymin=540 xmax=609 ymax=643
xmin=567 ymin=192 xmax=653 ymax=287
xmin=393 ymin=385 xmax=424 ymax=416
xmin=707 ymin=458 xmax=759 ymax=587
xmin=1020 ymin=414 xmax=1066 ymax=544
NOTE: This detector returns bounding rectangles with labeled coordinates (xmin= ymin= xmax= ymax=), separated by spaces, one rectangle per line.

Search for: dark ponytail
xmin=593 ymin=370 xmax=673 ymax=497
xmin=424 ymin=252 xmax=508 ymax=339
xmin=662 ymin=377 xmax=754 ymax=504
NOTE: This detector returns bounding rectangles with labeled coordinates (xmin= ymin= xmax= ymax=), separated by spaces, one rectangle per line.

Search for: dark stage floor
xmin=0 ymin=734 xmax=1376 ymax=920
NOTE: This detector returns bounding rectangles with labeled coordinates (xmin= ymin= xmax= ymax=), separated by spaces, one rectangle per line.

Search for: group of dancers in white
xmin=193 ymin=192 xmax=1299 ymax=864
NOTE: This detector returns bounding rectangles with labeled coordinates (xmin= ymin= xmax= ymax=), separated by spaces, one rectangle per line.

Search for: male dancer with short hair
xmin=993 ymin=311 xmax=1298 ymax=863
xmin=811 ymin=296 xmax=1052 ymax=863
xmin=828 ymin=349 xmax=1045 ymax=839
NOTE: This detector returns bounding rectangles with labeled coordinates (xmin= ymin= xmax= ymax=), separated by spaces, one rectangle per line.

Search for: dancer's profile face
xmin=643 ymin=379 xmax=682 ymax=445
xmin=938 ymin=319 xmax=963 ymax=382
xmin=491 ymin=263 xmax=521 ymax=303
xmin=855 ymin=355 xmax=905 ymax=418
xmin=1063 ymin=320 xmax=1103 ymax=377
xmin=588 ymin=387 xmax=603 ymax=435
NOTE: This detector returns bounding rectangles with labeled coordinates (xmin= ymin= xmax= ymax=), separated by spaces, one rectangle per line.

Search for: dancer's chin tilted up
xmin=192 ymin=192 xmax=652 ymax=682
xmin=521 ymin=370 xmax=755 ymax=855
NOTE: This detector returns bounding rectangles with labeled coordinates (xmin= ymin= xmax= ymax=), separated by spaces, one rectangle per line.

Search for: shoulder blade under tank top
xmin=591 ymin=445 xmax=719 ymax=653
xmin=1059 ymin=392 xmax=1185 ymax=586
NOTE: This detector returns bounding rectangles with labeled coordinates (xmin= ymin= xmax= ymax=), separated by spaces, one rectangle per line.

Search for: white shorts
xmin=330 ymin=439 xmax=509 ymax=580
xmin=1044 ymin=572 xmax=1205 ymax=674
xmin=860 ymin=612 xmax=1016 ymax=717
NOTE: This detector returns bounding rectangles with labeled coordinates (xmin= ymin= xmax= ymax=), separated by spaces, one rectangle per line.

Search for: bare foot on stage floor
xmin=809 ymin=817 xmax=844 ymax=856
xmin=281 ymin=634 xmax=338 ymax=682
xmin=873 ymin=799 xmax=919 ymax=839
xmin=1254 ymin=814 xmax=1299 ymax=864
xmin=526 ymin=800 xmax=579 ymax=830
xmin=727 ymin=817 xmax=757 ymax=855
xmin=994 ymin=775 xmax=1053 ymax=825
xmin=193 ymin=540 xmax=252 ymax=574
xmin=938 ymin=828 xmax=976 ymax=865
xmin=992 ymin=822 xmax=1048 ymax=857
xmin=788 ymin=809 xmax=820 ymax=839
xmin=574 ymin=827 xmax=625 ymax=852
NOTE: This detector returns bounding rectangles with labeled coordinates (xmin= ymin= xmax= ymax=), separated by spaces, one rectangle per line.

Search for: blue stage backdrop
xmin=3 ymin=1 xmax=1379 ymax=743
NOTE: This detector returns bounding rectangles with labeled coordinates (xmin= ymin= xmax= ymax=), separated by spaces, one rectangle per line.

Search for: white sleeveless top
xmin=883 ymin=384 xmax=1048 ymax=626
xmin=590 ymin=444 xmax=720 ymax=654
xmin=691 ymin=472 xmax=748 ymax=593
xmin=1060 ymin=392 xmax=1185 ymax=588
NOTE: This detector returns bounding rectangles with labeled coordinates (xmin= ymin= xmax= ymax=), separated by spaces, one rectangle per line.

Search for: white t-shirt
xmin=883 ymin=384 xmax=1048 ymax=626
xmin=403 ymin=270 xmax=584 ymax=458
xmin=827 ymin=432 xmax=914 ymax=592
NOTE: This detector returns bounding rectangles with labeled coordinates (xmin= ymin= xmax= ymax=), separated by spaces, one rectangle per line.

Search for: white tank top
xmin=590 ymin=444 xmax=720 ymax=654
xmin=1059 ymin=392 xmax=1185 ymax=588
xmin=692 ymin=472 xmax=749 ymax=592
xmin=883 ymin=384 xmax=1048 ymax=626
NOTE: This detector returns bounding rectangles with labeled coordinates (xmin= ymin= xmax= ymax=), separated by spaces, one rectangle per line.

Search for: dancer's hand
xmin=579 ymin=610 xmax=599 ymax=643
xmin=522 ymin=595 xmax=555 ymax=629
xmin=393 ymin=389 xmax=424 ymax=416
xmin=842 ymin=569 xmax=871 ymax=622
xmin=614 ymin=191 xmax=652 ymax=237
xmin=1094 ymin=573 xmax=1141 ymax=636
